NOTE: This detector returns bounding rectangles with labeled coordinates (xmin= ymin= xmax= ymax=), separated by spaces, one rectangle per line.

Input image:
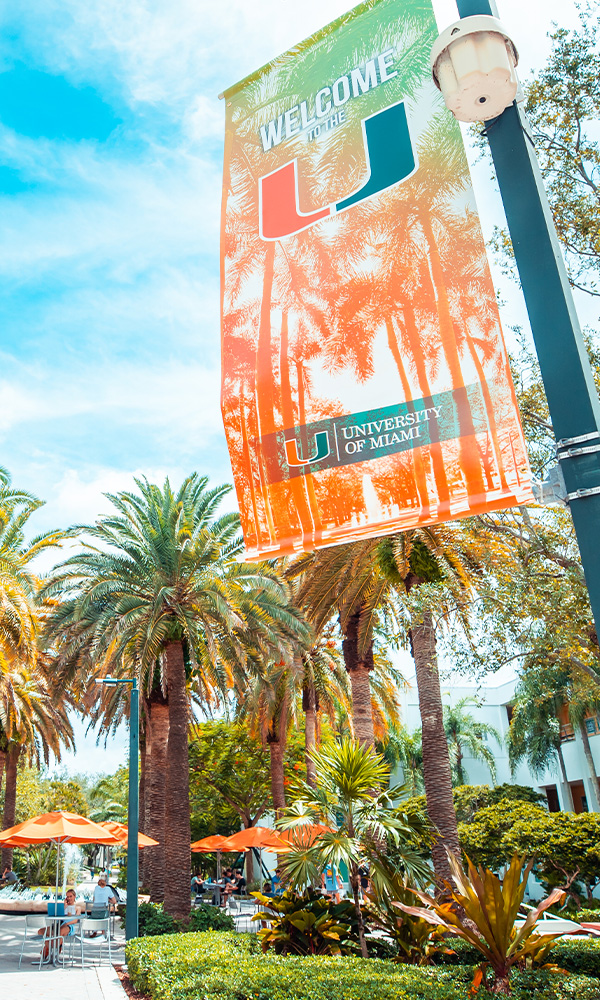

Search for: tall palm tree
xmin=289 ymin=525 xmax=478 ymax=882
xmin=443 ymin=697 xmax=501 ymax=787
xmin=42 ymin=474 xmax=305 ymax=919
xmin=0 ymin=660 xmax=74 ymax=870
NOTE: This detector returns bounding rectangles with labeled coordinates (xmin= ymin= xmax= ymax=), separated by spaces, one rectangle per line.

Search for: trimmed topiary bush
xmin=125 ymin=930 xmax=600 ymax=1000
xmin=136 ymin=902 xmax=178 ymax=937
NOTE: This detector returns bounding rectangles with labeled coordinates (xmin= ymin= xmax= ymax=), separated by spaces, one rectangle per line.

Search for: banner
xmin=220 ymin=0 xmax=533 ymax=560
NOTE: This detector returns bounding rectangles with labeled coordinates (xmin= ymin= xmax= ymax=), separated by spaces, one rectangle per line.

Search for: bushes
xmin=442 ymin=936 xmax=600 ymax=978
xmin=126 ymin=930 xmax=600 ymax=1000
xmin=135 ymin=901 xmax=233 ymax=937
xmin=187 ymin=904 xmax=234 ymax=933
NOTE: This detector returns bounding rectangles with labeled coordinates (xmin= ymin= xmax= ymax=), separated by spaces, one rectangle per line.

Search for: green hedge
xmin=442 ymin=936 xmax=600 ymax=978
xmin=575 ymin=909 xmax=600 ymax=924
xmin=125 ymin=931 xmax=600 ymax=1000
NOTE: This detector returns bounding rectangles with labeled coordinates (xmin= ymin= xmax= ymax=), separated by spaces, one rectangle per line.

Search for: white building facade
xmin=399 ymin=665 xmax=600 ymax=813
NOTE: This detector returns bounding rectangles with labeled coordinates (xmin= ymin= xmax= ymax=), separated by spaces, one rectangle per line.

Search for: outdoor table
xmin=203 ymin=882 xmax=224 ymax=905
xmin=43 ymin=914 xmax=82 ymax=965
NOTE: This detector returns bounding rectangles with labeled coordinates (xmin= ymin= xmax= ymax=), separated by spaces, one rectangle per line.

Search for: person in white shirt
xmin=92 ymin=876 xmax=117 ymax=911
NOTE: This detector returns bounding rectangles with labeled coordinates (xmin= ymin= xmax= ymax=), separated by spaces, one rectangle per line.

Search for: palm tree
xmin=42 ymin=474 xmax=305 ymax=919
xmin=443 ymin=697 xmax=501 ymax=787
xmin=507 ymin=666 xmax=575 ymax=810
xmin=289 ymin=526 xmax=479 ymax=882
xmin=379 ymin=727 xmax=424 ymax=796
xmin=276 ymin=738 xmax=431 ymax=958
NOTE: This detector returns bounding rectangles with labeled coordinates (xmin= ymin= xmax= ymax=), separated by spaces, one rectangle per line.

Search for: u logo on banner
xmin=285 ymin=431 xmax=331 ymax=467
xmin=259 ymin=101 xmax=416 ymax=240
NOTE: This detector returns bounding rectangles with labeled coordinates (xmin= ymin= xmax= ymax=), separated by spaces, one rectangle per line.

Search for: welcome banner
xmin=220 ymin=0 xmax=533 ymax=560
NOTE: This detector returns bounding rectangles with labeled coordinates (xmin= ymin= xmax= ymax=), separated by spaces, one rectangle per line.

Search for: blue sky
xmin=0 ymin=0 xmax=588 ymax=774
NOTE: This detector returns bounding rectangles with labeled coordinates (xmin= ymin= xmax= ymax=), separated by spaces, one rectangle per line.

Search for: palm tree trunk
xmin=303 ymin=681 xmax=317 ymax=787
xmin=164 ymin=640 xmax=191 ymax=921
xmin=341 ymin=607 xmax=375 ymax=747
xmin=146 ymin=696 xmax=169 ymax=902
xmin=1 ymin=743 xmax=19 ymax=871
xmin=406 ymin=578 xmax=459 ymax=882
xmin=578 ymin=721 xmax=600 ymax=812
xmin=268 ymin=740 xmax=286 ymax=817
xmin=350 ymin=863 xmax=369 ymax=958
xmin=557 ymin=743 xmax=575 ymax=811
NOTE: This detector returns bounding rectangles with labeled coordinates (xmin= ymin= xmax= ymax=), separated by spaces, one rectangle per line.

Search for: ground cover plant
xmin=442 ymin=936 xmax=600 ymax=980
xmin=125 ymin=930 xmax=600 ymax=1000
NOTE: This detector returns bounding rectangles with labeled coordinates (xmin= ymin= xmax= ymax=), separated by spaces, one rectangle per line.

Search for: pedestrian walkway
xmin=0 ymin=913 xmax=127 ymax=999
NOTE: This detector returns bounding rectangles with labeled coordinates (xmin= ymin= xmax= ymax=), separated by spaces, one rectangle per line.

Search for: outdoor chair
xmin=71 ymin=916 xmax=112 ymax=967
xmin=18 ymin=914 xmax=51 ymax=968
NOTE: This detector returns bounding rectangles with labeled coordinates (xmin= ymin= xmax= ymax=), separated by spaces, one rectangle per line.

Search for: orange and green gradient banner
xmin=220 ymin=0 xmax=533 ymax=560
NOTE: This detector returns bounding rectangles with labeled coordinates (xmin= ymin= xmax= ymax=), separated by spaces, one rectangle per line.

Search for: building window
xmin=545 ymin=786 xmax=560 ymax=812
xmin=505 ymin=705 xmax=514 ymax=724
xmin=559 ymin=723 xmax=575 ymax=742
xmin=585 ymin=717 xmax=597 ymax=736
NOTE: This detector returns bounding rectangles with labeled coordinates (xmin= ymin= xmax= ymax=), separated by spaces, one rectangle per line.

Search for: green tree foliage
xmin=188 ymin=719 xmax=272 ymax=837
xmin=277 ymin=738 xmax=431 ymax=958
xmin=457 ymin=797 xmax=600 ymax=903
xmin=491 ymin=4 xmax=600 ymax=296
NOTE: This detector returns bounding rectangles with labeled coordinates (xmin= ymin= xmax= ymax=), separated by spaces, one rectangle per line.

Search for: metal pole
xmin=455 ymin=0 xmax=600 ymax=633
xmin=125 ymin=681 xmax=139 ymax=940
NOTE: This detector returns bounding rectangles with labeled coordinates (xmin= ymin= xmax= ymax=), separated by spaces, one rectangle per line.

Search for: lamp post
xmin=433 ymin=1 xmax=600 ymax=634
xmin=97 ymin=677 xmax=139 ymax=940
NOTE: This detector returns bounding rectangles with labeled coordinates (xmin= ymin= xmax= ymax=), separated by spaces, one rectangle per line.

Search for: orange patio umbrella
xmin=190 ymin=833 xmax=245 ymax=880
xmin=221 ymin=826 xmax=287 ymax=851
xmin=98 ymin=820 xmax=158 ymax=848
xmin=0 ymin=811 xmax=121 ymax=901
xmin=190 ymin=834 xmax=237 ymax=852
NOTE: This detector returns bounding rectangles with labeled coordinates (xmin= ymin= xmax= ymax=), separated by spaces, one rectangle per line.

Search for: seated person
xmin=232 ymin=869 xmax=246 ymax=894
xmin=37 ymin=888 xmax=82 ymax=961
xmin=0 ymin=865 xmax=19 ymax=887
xmin=92 ymin=875 xmax=117 ymax=913
xmin=191 ymin=873 xmax=204 ymax=896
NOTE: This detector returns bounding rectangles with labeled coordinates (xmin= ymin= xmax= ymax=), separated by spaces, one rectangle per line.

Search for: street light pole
xmin=96 ymin=677 xmax=139 ymax=940
xmin=453 ymin=0 xmax=600 ymax=633
xmin=126 ymin=680 xmax=139 ymax=941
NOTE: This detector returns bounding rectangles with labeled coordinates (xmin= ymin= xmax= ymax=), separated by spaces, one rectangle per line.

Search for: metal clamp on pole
xmin=566 ymin=487 xmax=600 ymax=503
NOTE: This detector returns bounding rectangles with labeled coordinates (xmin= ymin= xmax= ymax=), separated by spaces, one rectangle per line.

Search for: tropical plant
xmin=276 ymin=737 xmax=431 ymax=958
xmin=443 ymin=697 xmax=501 ymax=787
xmin=42 ymin=474 xmax=307 ymax=919
xmin=397 ymin=853 xmax=564 ymax=995
xmin=253 ymin=887 xmax=358 ymax=956
xmin=364 ymin=870 xmax=452 ymax=965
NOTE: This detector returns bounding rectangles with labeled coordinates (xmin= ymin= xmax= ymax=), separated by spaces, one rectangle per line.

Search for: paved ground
xmin=0 ymin=913 xmax=127 ymax=999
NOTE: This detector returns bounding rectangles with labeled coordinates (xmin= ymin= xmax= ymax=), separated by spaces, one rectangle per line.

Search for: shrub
xmin=136 ymin=902 xmax=178 ymax=937
xmin=125 ymin=930 xmax=600 ymax=1000
xmin=441 ymin=936 xmax=600 ymax=978
xmin=577 ymin=907 xmax=600 ymax=922
xmin=187 ymin=903 xmax=234 ymax=933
